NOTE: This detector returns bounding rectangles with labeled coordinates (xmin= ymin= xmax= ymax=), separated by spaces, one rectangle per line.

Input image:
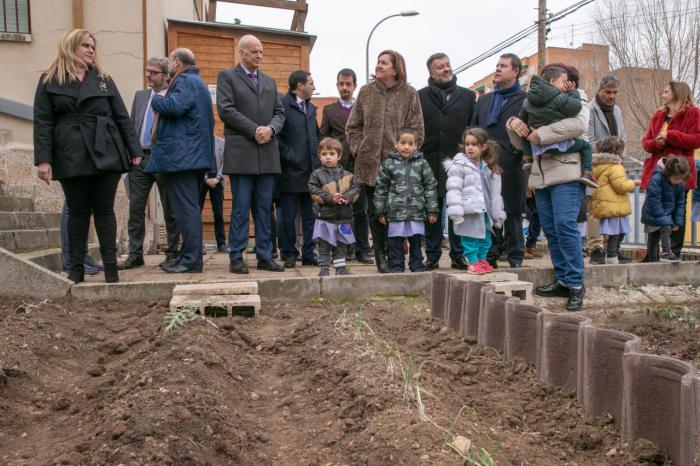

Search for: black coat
xmin=320 ymin=101 xmax=353 ymax=169
xmin=278 ymin=91 xmax=321 ymax=193
xmin=418 ymin=84 xmax=476 ymax=198
xmin=470 ymin=91 xmax=527 ymax=215
xmin=33 ymin=68 xmax=142 ymax=179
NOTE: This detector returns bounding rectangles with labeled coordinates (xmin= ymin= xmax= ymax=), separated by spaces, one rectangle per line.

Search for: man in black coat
xmin=418 ymin=53 xmax=475 ymax=270
xmin=471 ymin=53 xmax=527 ymax=268
xmin=277 ymin=70 xmax=321 ymax=268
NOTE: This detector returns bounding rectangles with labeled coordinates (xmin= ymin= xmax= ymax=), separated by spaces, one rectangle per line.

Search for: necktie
xmin=248 ymin=72 xmax=258 ymax=88
xmin=299 ymin=100 xmax=306 ymax=114
xmin=142 ymin=100 xmax=155 ymax=148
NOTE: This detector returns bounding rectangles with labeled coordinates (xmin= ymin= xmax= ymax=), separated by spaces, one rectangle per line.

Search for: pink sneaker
xmin=467 ymin=262 xmax=486 ymax=275
xmin=479 ymin=259 xmax=494 ymax=273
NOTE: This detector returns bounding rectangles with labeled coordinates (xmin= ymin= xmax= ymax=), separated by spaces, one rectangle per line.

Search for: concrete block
xmin=490 ymin=280 xmax=533 ymax=303
xmin=172 ymin=281 xmax=258 ymax=296
xmin=0 ymin=212 xmax=62 ymax=231
xmin=170 ymin=294 xmax=260 ymax=317
xmin=627 ymin=261 xmax=700 ymax=286
xmin=504 ymin=301 xmax=544 ymax=365
xmin=445 ymin=277 xmax=467 ymax=331
xmin=513 ymin=266 xmax=555 ymax=288
xmin=448 ymin=271 xmax=519 ymax=282
xmin=536 ymin=311 xmax=591 ymax=391
xmin=321 ymin=271 xmax=430 ymax=303
xmin=0 ymin=195 xmax=33 ymax=212
xmin=583 ymin=263 xmax=629 ymax=288
xmin=578 ymin=326 xmax=641 ymax=425
xmin=0 ymin=247 xmax=72 ymax=298
xmin=257 ymin=276 xmax=320 ymax=304
xmin=622 ymin=353 xmax=696 ymax=466
xmin=459 ymin=282 xmax=490 ymax=342
xmin=477 ymin=290 xmax=518 ymax=354
xmin=70 ymin=280 xmax=196 ymax=301
xmin=11 ymin=229 xmax=60 ymax=251
xmin=430 ymin=272 xmax=451 ymax=323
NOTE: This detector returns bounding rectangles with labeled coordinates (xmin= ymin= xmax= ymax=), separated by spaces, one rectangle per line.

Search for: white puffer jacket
xmin=444 ymin=153 xmax=506 ymax=239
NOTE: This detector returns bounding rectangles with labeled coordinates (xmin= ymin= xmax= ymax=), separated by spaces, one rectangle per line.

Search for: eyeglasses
xmin=145 ymin=70 xmax=165 ymax=76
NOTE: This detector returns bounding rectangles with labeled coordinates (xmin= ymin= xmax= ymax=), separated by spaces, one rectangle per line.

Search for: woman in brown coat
xmin=346 ymin=50 xmax=424 ymax=272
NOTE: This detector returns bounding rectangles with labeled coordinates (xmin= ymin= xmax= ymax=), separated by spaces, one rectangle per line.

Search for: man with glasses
xmin=118 ymin=57 xmax=180 ymax=270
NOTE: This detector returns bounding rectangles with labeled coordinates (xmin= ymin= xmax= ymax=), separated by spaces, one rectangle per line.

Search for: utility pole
xmin=537 ymin=0 xmax=547 ymax=73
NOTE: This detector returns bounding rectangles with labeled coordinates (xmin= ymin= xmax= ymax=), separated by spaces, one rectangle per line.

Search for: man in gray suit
xmin=216 ymin=34 xmax=286 ymax=274
xmin=118 ymin=56 xmax=180 ymax=270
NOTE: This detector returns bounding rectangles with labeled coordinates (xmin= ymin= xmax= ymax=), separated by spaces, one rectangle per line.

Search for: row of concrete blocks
xmin=431 ymin=272 xmax=699 ymax=466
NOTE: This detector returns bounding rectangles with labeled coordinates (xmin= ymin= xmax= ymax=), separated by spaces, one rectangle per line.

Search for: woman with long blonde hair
xmin=33 ymin=29 xmax=142 ymax=283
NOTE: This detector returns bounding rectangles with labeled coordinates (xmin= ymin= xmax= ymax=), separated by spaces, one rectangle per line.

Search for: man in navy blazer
xmin=277 ymin=70 xmax=321 ymax=268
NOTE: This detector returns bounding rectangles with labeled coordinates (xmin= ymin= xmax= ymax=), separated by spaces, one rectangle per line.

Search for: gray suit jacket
xmin=216 ymin=64 xmax=285 ymax=175
xmin=130 ymin=89 xmax=151 ymax=144
xmin=588 ymin=99 xmax=626 ymax=149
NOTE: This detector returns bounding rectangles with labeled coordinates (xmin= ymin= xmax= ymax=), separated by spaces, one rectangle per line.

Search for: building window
xmin=1 ymin=0 xmax=31 ymax=34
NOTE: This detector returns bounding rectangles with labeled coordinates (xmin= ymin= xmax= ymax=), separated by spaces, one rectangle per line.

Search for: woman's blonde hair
xmin=665 ymin=81 xmax=694 ymax=110
xmin=43 ymin=29 xmax=108 ymax=85
xmin=373 ymin=50 xmax=407 ymax=84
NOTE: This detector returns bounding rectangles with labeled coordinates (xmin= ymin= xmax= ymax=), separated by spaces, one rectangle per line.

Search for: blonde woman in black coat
xmin=33 ymin=29 xmax=142 ymax=283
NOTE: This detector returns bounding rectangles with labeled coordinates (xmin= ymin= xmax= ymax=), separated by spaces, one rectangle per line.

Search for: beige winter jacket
xmin=346 ymin=80 xmax=424 ymax=186
xmin=508 ymin=90 xmax=590 ymax=189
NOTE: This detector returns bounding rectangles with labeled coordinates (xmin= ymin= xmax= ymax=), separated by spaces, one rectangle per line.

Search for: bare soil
xmin=0 ymin=295 xmax=669 ymax=465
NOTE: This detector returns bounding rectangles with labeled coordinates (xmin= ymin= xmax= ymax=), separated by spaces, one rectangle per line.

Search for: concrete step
xmin=0 ymin=196 xmax=34 ymax=212
xmin=0 ymin=228 xmax=61 ymax=252
xmin=0 ymin=212 xmax=62 ymax=231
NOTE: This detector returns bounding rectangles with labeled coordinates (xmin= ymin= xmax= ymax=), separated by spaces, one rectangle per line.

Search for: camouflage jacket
xmin=374 ymin=150 xmax=439 ymax=222
xmin=308 ymin=166 xmax=359 ymax=223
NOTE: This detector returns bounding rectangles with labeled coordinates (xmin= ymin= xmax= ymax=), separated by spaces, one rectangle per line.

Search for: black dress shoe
xmin=162 ymin=264 xmax=202 ymax=274
xmin=566 ymin=285 xmax=585 ymax=312
xmin=301 ymin=257 xmax=318 ymax=266
xmin=425 ymin=260 xmax=439 ymax=271
xmin=159 ymin=256 xmax=178 ymax=269
xmin=618 ymin=255 xmax=632 ymax=264
xmin=450 ymin=258 xmax=468 ymax=270
xmin=589 ymin=248 xmax=605 ymax=265
xmin=229 ymin=259 xmax=249 ymax=274
xmin=355 ymin=252 xmax=374 ymax=264
xmin=375 ymin=253 xmax=389 ymax=273
xmin=117 ymin=256 xmax=144 ymax=270
xmin=535 ymin=280 xmax=570 ymax=298
xmin=217 ymin=245 xmax=229 ymax=253
xmin=258 ymin=259 xmax=285 ymax=272
xmin=283 ymin=257 xmax=296 ymax=268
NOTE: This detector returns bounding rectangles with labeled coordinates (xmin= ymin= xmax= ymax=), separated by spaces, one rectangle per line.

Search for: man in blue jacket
xmin=146 ymin=48 xmax=214 ymax=273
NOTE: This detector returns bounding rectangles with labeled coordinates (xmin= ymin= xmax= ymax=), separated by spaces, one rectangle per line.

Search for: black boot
xmin=566 ymin=285 xmax=585 ymax=312
xmin=375 ymin=251 xmax=389 ymax=273
xmin=104 ymin=263 xmax=119 ymax=283
xmin=68 ymin=264 xmax=84 ymax=284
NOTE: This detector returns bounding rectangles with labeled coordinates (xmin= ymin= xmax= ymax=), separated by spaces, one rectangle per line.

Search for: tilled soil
xmin=0 ymin=296 xmax=667 ymax=465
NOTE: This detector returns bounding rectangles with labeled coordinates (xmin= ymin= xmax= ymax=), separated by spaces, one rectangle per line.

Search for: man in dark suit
xmin=471 ymin=53 xmax=527 ymax=268
xmin=216 ymin=34 xmax=286 ymax=274
xmin=320 ymin=68 xmax=373 ymax=264
xmin=419 ymin=53 xmax=475 ymax=271
xmin=277 ymin=70 xmax=320 ymax=268
xmin=118 ymin=56 xmax=180 ymax=270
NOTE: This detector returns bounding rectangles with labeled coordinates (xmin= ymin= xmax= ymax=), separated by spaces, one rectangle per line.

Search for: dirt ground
xmin=0 ymin=295 xmax=670 ymax=465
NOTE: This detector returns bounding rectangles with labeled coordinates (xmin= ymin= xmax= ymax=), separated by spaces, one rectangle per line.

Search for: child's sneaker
xmin=319 ymin=267 xmax=330 ymax=276
xmin=478 ymin=259 xmax=494 ymax=273
xmin=335 ymin=266 xmax=350 ymax=275
xmin=660 ymin=252 xmax=681 ymax=263
xmin=580 ymin=172 xmax=599 ymax=189
xmin=467 ymin=262 xmax=486 ymax=275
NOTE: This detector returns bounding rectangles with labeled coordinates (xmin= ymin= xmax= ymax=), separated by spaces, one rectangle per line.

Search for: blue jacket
xmin=277 ymin=91 xmax=321 ymax=193
xmin=146 ymin=68 xmax=214 ymax=173
xmin=693 ymin=160 xmax=700 ymax=203
xmin=641 ymin=167 xmax=685 ymax=226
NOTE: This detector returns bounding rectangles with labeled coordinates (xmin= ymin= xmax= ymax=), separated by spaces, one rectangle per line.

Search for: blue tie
xmin=142 ymin=102 xmax=155 ymax=148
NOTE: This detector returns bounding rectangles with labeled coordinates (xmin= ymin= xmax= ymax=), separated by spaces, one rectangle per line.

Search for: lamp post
xmin=365 ymin=10 xmax=419 ymax=83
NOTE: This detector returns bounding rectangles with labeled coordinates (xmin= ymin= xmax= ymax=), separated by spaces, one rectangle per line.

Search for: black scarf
xmin=428 ymin=75 xmax=457 ymax=108
xmin=595 ymin=94 xmax=618 ymax=137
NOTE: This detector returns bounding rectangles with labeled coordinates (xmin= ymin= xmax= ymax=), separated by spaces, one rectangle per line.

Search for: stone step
xmin=0 ymin=228 xmax=61 ymax=252
xmin=0 ymin=212 xmax=62 ymax=231
xmin=0 ymin=196 xmax=34 ymax=212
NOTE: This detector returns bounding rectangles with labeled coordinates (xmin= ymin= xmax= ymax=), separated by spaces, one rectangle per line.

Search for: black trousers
xmin=125 ymin=158 xmax=179 ymax=258
xmin=487 ymin=213 xmax=524 ymax=266
xmin=424 ymin=197 xmax=463 ymax=264
xmin=364 ymin=185 xmax=388 ymax=256
xmin=670 ymin=190 xmax=688 ymax=257
xmin=60 ymin=173 xmax=121 ymax=270
xmin=646 ymin=225 xmax=673 ymax=262
xmin=198 ymin=182 xmax=226 ymax=248
xmin=351 ymin=187 xmax=371 ymax=256
xmin=387 ymin=234 xmax=424 ymax=272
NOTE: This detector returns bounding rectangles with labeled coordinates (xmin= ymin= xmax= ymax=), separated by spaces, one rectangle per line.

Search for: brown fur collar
xmin=592 ymin=152 xmax=622 ymax=165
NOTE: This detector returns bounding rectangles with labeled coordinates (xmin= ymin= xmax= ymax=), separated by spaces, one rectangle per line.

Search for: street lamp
xmin=365 ymin=11 xmax=419 ymax=83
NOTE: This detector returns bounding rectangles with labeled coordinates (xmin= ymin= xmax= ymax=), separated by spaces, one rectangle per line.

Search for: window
xmin=1 ymin=0 xmax=31 ymax=34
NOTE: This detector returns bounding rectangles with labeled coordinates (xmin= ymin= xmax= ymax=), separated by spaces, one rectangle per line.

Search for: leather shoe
xmin=451 ymin=257 xmax=468 ymax=270
xmin=375 ymin=253 xmax=389 ymax=273
xmin=589 ymin=248 xmax=605 ymax=265
xmin=162 ymin=263 xmax=202 ymax=274
xmin=283 ymin=257 xmax=296 ymax=268
xmin=566 ymin=285 xmax=585 ymax=312
xmin=618 ymin=255 xmax=632 ymax=264
xmin=258 ymin=259 xmax=285 ymax=272
xmin=117 ymin=256 xmax=144 ymax=270
xmin=355 ymin=252 xmax=374 ymax=264
xmin=425 ymin=260 xmax=439 ymax=271
xmin=229 ymin=260 xmax=249 ymax=274
xmin=159 ymin=256 xmax=178 ymax=270
xmin=301 ymin=257 xmax=318 ymax=266
xmin=535 ymin=280 xmax=570 ymax=298
xmin=217 ymin=245 xmax=229 ymax=253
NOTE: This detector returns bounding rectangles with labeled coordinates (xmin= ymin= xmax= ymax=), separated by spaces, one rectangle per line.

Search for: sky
xmin=215 ymin=0 xmax=602 ymax=96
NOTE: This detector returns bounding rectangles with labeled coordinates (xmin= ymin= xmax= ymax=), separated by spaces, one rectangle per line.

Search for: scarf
xmin=151 ymin=65 xmax=195 ymax=143
xmin=595 ymin=94 xmax=618 ymax=137
xmin=427 ymin=75 xmax=457 ymax=108
xmin=486 ymin=81 xmax=522 ymax=127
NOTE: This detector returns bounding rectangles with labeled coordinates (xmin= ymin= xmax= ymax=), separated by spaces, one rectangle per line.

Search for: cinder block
xmin=430 ymin=272 xmax=451 ymax=323
xmin=449 ymin=271 xmax=519 ymax=282
xmin=172 ymin=281 xmax=258 ymax=296
xmin=578 ymin=326 xmax=641 ymax=425
xmin=536 ymin=312 xmax=591 ymax=391
xmin=477 ymin=290 xmax=519 ymax=354
xmin=169 ymin=294 xmax=260 ymax=317
xmin=490 ymin=280 xmax=533 ymax=303
xmin=459 ymin=282 xmax=490 ymax=342
xmin=504 ymin=301 xmax=544 ymax=365
xmin=445 ymin=276 xmax=466 ymax=331
xmin=622 ymin=353 xmax=696 ymax=466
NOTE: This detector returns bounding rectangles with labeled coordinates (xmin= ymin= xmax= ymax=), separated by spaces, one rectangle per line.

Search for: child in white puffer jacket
xmin=444 ymin=128 xmax=506 ymax=275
